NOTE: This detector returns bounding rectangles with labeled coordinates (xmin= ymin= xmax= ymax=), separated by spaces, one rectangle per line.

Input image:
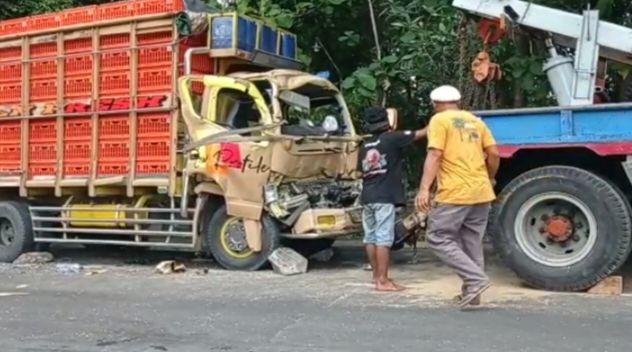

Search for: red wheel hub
xmin=545 ymin=216 xmax=573 ymax=242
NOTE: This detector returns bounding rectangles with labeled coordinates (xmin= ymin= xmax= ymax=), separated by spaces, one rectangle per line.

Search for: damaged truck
xmin=0 ymin=0 xmax=367 ymax=270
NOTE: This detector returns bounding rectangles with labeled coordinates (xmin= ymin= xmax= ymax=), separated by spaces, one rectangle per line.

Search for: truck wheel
xmin=205 ymin=205 xmax=280 ymax=271
xmin=0 ymin=202 xmax=34 ymax=263
xmin=490 ymin=166 xmax=632 ymax=292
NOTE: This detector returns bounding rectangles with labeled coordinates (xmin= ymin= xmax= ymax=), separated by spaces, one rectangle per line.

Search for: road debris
xmin=15 ymin=284 xmax=28 ymax=289
xmin=268 ymin=247 xmax=308 ymax=276
xmin=56 ymin=263 xmax=82 ymax=275
xmin=13 ymin=252 xmax=54 ymax=265
xmin=310 ymin=248 xmax=335 ymax=262
xmin=85 ymin=267 xmax=108 ymax=276
xmin=588 ymin=276 xmax=623 ymax=296
xmin=155 ymin=260 xmax=186 ymax=275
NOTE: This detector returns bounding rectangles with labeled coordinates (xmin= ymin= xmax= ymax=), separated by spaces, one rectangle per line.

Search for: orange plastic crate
xmin=98 ymin=161 xmax=128 ymax=176
xmin=27 ymin=13 xmax=60 ymax=31
xmin=30 ymin=79 xmax=57 ymax=101
xmin=29 ymin=163 xmax=56 ymax=177
xmin=64 ymin=163 xmax=90 ymax=177
xmin=134 ymin=0 xmax=183 ymax=16
xmin=99 ymin=139 xmax=129 ymax=161
xmin=60 ymin=6 xmax=97 ymax=27
xmin=0 ymin=83 xmax=21 ymax=103
xmin=138 ymin=68 xmax=171 ymax=93
xmin=64 ymin=141 xmax=91 ymax=161
xmin=0 ymin=121 xmax=21 ymax=143
xmin=136 ymin=159 xmax=170 ymax=174
xmin=29 ymin=143 xmax=56 ymax=162
xmin=64 ymin=38 xmax=92 ymax=54
xmin=30 ymin=42 xmax=57 ymax=59
xmin=0 ymin=46 xmax=21 ymax=62
xmin=0 ymin=18 xmax=26 ymax=37
xmin=137 ymin=138 xmax=169 ymax=160
xmin=100 ymin=71 xmax=130 ymax=95
xmin=0 ymin=161 xmax=21 ymax=175
xmin=100 ymin=33 xmax=130 ymax=50
xmin=64 ymin=76 xmax=92 ymax=99
xmin=0 ymin=144 xmax=20 ymax=162
xmin=65 ymin=55 xmax=93 ymax=76
xmin=101 ymin=51 xmax=130 ymax=72
xmin=29 ymin=119 xmax=57 ymax=142
xmin=137 ymin=31 xmax=172 ymax=45
xmin=64 ymin=118 xmax=92 ymax=141
xmin=138 ymin=112 xmax=170 ymax=138
xmin=139 ymin=46 xmax=171 ymax=68
xmin=30 ymin=60 xmax=57 ymax=79
xmin=99 ymin=115 xmax=129 ymax=139
xmin=98 ymin=1 xmax=134 ymax=22
xmin=0 ymin=62 xmax=21 ymax=82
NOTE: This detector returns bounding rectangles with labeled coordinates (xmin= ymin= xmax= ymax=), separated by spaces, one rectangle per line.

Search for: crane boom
xmin=452 ymin=0 xmax=632 ymax=66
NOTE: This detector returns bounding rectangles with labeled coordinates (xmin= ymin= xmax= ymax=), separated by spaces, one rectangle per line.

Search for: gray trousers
xmin=426 ymin=203 xmax=491 ymax=294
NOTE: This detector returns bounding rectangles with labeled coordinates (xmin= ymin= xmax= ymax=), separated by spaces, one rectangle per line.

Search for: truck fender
xmin=243 ymin=219 xmax=263 ymax=252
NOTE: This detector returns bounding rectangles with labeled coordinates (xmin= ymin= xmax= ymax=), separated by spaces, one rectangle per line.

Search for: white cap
xmin=430 ymin=85 xmax=462 ymax=102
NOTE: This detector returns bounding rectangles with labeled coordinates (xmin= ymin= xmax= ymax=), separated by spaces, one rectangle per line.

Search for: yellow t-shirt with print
xmin=427 ymin=109 xmax=496 ymax=205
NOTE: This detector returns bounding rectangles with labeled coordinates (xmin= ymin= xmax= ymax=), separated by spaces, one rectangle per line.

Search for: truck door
xmin=179 ymin=76 xmax=275 ymax=220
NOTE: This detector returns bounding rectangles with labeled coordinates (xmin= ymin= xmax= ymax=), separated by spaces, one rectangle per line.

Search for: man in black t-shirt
xmin=359 ymin=107 xmax=426 ymax=291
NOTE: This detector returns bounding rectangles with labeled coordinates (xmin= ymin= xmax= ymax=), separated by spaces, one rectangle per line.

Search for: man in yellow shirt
xmin=416 ymin=85 xmax=500 ymax=309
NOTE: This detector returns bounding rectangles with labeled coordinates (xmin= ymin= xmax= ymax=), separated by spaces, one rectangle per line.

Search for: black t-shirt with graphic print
xmin=359 ymin=131 xmax=415 ymax=206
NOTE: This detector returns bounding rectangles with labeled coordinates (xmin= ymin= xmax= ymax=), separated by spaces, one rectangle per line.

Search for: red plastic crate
xmin=64 ymin=163 xmax=90 ymax=177
xmin=136 ymin=160 xmax=170 ymax=174
xmin=60 ymin=5 xmax=97 ymax=27
xmin=137 ymin=31 xmax=172 ymax=46
xmin=64 ymin=38 xmax=92 ymax=54
xmin=100 ymin=71 xmax=130 ymax=95
xmin=29 ymin=119 xmax=57 ymax=142
xmin=98 ymin=161 xmax=128 ymax=176
xmin=30 ymin=79 xmax=57 ymax=101
xmin=0 ymin=161 xmax=21 ymax=175
xmin=30 ymin=42 xmax=57 ymax=59
xmin=100 ymin=33 xmax=130 ymax=50
xmin=137 ymin=138 xmax=169 ymax=160
xmin=64 ymin=118 xmax=92 ymax=141
xmin=97 ymin=1 xmax=134 ymax=22
xmin=27 ymin=13 xmax=60 ymax=31
xmin=0 ymin=83 xmax=21 ymax=103
xmin=101 ymin=50 xmax=130 ymax=72
xmin=29 ymin=163 xmax=57 ymax=177
xmin=30 ymin=60 xmax=57 ymax=79
xmin=0 ymin=144 xmax=20 ymax=162
xmin=65 ymin=55 xmax=93 ymax=76
xmin=64 ymin=76 xmax=92 ymax=99
xmin=134 ymin=0 xmax=183 ymax=16
xmin=138 ymin=112 xmax=170 ymax=138
xmin=99 ymin=139 xmax=129 ymax=161
xmin=64 ymin=141 xmax=90 ymax=161
xmin=0 ymin=121 xmax=21 ymax=143
xmin=0 ymin=46 xmax=21 ymax=62
xmin=0 ymin=62 xmax=21 ymax=82
xmin=29 ymin=143 xmax=56 ymax=162
xmin=138 ymin=68 xmax=171 ymax=93
xmin=139 ymin=46 xmax=171 ymax=68
xmin=99 ymin=115 xmax=129 ymax=139
xmin=0 ymin=18 xmax=26 ymax=37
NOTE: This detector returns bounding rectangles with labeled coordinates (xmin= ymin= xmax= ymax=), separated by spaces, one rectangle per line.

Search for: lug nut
xmin=572 ymin=235 xmax=580 ymax=242
xmin=539 ymin=227 xmax=546 ymax=234
xmin=576 ymin=222 xmax=583 ymax=229
xmin=541 ymin=214 xmax=549 ymax=221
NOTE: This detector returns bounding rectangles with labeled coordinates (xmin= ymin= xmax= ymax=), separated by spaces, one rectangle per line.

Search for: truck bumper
xmin=281 ymin=206 xmax=363 ymax=239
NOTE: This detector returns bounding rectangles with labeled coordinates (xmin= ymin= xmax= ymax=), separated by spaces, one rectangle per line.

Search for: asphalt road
xmin=1 ymin=244 xmax=632 ymax=352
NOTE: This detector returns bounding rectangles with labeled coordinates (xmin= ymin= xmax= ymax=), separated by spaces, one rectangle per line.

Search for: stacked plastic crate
xmin=0 ymin=40 xmax=22 ymax=175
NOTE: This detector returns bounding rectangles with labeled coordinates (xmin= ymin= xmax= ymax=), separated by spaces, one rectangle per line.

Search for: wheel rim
xmin=219 ymin=217 xmax=254 ymax=259
xmin=0 ymin=219 xmax=15 ymax=247
xmin=514 ymin=192 xmax=598 ymax=267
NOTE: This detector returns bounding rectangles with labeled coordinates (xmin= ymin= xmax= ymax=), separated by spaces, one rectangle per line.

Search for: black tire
xmin=490 ymin=166 xmax=632 ymax=292
xmin=205 ymin=205 xmax=280 ymax=271
xmin=0 ymin=201 xmax=34 ymax=263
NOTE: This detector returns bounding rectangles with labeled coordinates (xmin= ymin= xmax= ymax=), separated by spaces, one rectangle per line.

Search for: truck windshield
xmin=279 ymin=85 xmax=351 ymax=137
